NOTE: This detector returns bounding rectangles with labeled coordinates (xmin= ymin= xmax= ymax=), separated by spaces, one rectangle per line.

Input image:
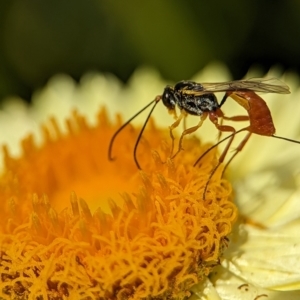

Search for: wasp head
xmin=162 ymin=86 xmax=177 ymax=110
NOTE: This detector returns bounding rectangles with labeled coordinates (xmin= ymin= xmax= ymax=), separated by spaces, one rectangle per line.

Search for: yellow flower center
xmin=0 ymin=108 xmax=237 ymax=300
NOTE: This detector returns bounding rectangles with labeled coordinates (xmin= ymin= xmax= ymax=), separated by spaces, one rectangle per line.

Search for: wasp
xmin=108 ymin=77 xmax=300 ymax=196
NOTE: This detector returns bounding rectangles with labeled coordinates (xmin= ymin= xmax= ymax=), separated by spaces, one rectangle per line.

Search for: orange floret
xmin=0 ymin=108 xmax=237 ymax=300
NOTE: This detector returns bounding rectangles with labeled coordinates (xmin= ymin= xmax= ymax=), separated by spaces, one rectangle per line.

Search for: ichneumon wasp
xmin=108 ymin=77 xmax=300 ymax=198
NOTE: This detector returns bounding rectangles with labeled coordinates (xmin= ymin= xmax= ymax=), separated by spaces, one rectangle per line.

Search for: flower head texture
xmin=0 ymin=88 xmax=237 ymax=298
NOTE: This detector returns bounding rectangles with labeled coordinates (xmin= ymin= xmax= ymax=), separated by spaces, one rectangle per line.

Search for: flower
xmin=0 ymin=67 xmax=237 ymax=299
xmin=1 ymin=63 xmax=300 ymax=300
xmin=191 ymin=65 xmax=300 ymax=299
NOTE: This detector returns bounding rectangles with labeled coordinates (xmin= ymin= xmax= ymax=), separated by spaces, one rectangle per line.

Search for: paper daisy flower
xmin=0 ymin=65 xmax=237 ymax=300
xmin=0 ymin=63 xmax=299 ymax=300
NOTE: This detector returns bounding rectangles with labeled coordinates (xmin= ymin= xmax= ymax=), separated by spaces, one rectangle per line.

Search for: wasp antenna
xmin=134 ymin=96 xmax=161 ymax=169
xmin=108 ymin=98 xmax=158 ymax=161
xmin=272 ymin=135 xmax=300 ymax=144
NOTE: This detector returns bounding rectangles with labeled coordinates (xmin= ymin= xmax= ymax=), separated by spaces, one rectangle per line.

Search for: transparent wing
xmin=193 ymin=78 xmax=290 ymax=94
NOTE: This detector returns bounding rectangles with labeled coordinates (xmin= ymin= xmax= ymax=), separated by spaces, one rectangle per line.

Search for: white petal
xmin=222 ymin=223 xmax=300 ymax=291
xmin=189 ymin=278 xmax=221 ymax=300
xmin=210 ymin=265 xmax=300 ymax=300
xmin=31 ymin=74 xmax=78 ymax=126
xmin=0 ymin=97 xmax=38 ymax=165
xmin=234 ymin=163 xmax=300 ymax=227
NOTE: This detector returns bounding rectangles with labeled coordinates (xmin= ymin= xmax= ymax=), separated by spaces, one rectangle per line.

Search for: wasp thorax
xmin=162 ymin=86 xmax=177 ymax=110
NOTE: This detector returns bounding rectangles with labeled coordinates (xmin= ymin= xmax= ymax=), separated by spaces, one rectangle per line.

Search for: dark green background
xmin=1 ymin=0 xmax=300 ymax=102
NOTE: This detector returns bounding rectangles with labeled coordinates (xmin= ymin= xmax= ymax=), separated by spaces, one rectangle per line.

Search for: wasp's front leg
xmin=171 ymin=112 xmax=207 ymax=159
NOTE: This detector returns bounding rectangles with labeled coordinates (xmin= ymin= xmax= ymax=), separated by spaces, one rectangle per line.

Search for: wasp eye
xmin=162 ymin=87 xmax=176 ymax=110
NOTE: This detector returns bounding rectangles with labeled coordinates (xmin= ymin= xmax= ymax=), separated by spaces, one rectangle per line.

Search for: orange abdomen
xmin=231 ymin=91 xmax=275 ymax=136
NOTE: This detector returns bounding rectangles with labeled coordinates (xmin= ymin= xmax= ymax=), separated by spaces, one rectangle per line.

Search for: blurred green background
xmin=1 ymin=0 xmax=300 ymax=102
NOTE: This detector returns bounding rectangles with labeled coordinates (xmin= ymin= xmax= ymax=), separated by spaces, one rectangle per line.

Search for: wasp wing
xmin=190 ymin=78 xmax=290 ymax=95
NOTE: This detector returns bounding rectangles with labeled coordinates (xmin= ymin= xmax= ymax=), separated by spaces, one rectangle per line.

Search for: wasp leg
xmin=203 ymin=114 xmax=238 ymax=199
xmin=169 ymin=111 xmax=186 ymax=156
xmin=194 ymin=127 xmax=248 ymax=167
xmin=217 ymin=114 xmax=249 ymax=143
xmin=171 ymin=113 xmax=207 ymax=159
xmin=217 ymin=117 xmax=224 ymax=141
xmin=222 ymin=131 xmax=252 ymax=174
xmin=223 ymin=115 xmax=249 ymax=122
